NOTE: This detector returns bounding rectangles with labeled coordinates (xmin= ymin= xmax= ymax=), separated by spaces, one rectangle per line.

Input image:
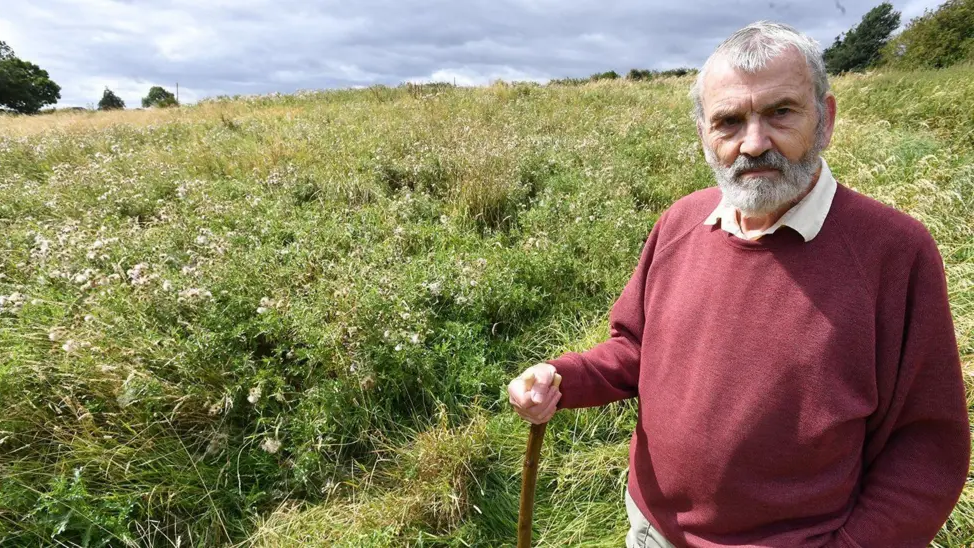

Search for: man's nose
xmin=739 ymin=116 xmax=772 ymax=158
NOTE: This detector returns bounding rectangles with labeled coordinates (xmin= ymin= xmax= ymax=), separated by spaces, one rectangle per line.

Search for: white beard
xmin=704 ymin=145 xmax=822 ymax=217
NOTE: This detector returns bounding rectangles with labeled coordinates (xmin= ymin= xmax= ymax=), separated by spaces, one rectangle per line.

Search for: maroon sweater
xmin=548 ymin=183 xmax=970 ymax=547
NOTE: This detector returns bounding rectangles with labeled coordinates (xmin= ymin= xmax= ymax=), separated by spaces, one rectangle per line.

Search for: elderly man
xmin=508 ymin=21 xmax=970 ymax=548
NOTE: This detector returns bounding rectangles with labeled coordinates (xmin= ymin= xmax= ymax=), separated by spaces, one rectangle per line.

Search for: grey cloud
xmin=0 ymin=0 xmax=948 ymax=108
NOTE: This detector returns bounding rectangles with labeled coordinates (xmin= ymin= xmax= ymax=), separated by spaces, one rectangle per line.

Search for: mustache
xmin=730 ymin=150 xmax=790 ymax=177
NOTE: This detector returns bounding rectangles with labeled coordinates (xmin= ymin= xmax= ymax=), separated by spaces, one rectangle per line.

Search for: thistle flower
xmin=0 ymin=292 xmax=26 ymax=314
xmin=61 ymin=339 xmax=90 ymax=353
xmin=177 ymin=288 xmax=212 ymax=303
xmin=257 ymin=297 xmax=276 ymax=314
xmin=260 ymin=437 xmax=282 ymax=454
xmin=127 ymin=263 xmax=153 ymax=286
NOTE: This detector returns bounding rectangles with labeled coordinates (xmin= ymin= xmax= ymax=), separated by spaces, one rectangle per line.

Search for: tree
xmin=589 ymin=70 xmax=619 ymax=81
xmin=823 ymin=2 xmax=901 ymax=74
xmin=97 ymin=87 xmax=125 ymax=110
xmin=141 ymin=86 xmax=178 ymax=108
xmin=881 ymin=0 xmax=974 ymax=69
xmin=627 ymin=69 xmax=654 ymax=81
xmin=0 ymin=41 xmax=61 ymax=114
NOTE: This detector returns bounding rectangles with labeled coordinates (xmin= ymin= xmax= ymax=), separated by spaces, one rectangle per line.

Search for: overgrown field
xmin=1 ymin=67 xmax=972 ymax=547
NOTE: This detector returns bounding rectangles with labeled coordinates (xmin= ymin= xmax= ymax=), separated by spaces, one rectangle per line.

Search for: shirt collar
xmin=703 ymin=157 xmax=837 ymax=242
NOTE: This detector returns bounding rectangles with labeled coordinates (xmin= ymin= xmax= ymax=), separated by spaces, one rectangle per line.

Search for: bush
xmin=589 ymin=70 xmax=619 ymax=81
xmin=881 ymin=0 xmax=974 ymax=69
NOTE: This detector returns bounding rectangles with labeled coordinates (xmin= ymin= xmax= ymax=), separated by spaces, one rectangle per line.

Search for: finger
xmin=530 ymin=367 xmax=554 ymax=404
xmin=532 ymin=391 xmax=562 ymax=423
xmin=508 ymin=380 xmax=537 ymax=409
xmin=522 ymin=390 xmax=561 ymax=424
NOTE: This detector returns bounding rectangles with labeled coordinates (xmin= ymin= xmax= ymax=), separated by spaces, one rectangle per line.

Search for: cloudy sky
xmin=0 ymin=0 xmax=946 ymax=108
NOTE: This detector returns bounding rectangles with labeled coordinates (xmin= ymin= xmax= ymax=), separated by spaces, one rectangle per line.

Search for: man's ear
xmin=822 ymin=93 xmax=838 ymax=149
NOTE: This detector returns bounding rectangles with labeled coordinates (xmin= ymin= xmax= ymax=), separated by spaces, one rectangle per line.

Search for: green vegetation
xmin=142 ymin=86 xmax=179 ymax=109
xmin=824 ymin=2 xmax=901 ymax=74
xmin=97 ymin=88 xmax=125 ymax=111
xmin=0 ymin=67 xmax=972 ymax=546
xmin=882 ymin=0 xmax=974 ymax=69
xmin=0 ymin=40 xmax=61 ymax=114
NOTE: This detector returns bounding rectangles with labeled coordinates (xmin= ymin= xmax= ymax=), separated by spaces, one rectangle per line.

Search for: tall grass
xmin=0 ymin=69 xmax=971 ymax=546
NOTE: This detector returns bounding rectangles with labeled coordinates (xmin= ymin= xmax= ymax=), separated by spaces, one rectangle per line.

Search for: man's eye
xmin=774 ymin=107 xmax=791 ymax=116
xmin=719 ymin=117 xmax=741 ymax=128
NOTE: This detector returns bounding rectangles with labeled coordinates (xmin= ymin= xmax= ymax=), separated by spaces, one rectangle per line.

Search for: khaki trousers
xmin=625 ymin=489 xmax=676 ymax=548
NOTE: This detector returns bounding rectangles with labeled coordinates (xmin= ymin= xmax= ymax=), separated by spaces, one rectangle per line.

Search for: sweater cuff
xmin=546 ymin=353 xmax=586 ymax=410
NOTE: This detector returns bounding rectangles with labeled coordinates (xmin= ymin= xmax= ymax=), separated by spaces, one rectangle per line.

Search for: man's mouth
xmin=737 ymin=168 xmax=780 ymax=177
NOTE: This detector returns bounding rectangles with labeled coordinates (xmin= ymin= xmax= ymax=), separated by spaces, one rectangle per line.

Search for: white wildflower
xmin=0 ymin=292 xmax=26 ymax=314
xmin=476 ymin=257 xmax=487 ymax=268
xmin=410 ymin=333 xmax=420 ymax=345
xmin=247 ymin=385 xmax=262 ymax=404
xmin=73 ymin=269 xmax=94 ymax=285
xmin=177 ymin=287 xmax=213 ymax=303
xmin=127 ymin=263 xmax=150 ymax=286
xmin=205 ymin=432 xmax=228 ymax=456
xmin=257 ymin=297 xmax=276 ymax=314
xmin=48 ymin=327 xmax=68 ymax=342
xmin=426 ymin=281 xmax=442 ymax=296
xmin=62 ymin=339 xmax=90 ymax=353
xmin=84 ymin=314 xmax=94 ymax=323
xmin=395 ymin=343 xmax=403 ymax=351
xmin=162 ymin=280 xmax=173 ymax=292
xmin=260 ymin=437 xmax=281 ymax=454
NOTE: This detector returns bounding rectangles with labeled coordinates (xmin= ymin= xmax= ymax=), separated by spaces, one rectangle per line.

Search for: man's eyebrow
xmin=709 ymin=106 xmax=742 ymax=123
xmin=760 ymin=97 xmax=803 ymax=112
xmin=708 ymin=97 xmax=806 ymax=122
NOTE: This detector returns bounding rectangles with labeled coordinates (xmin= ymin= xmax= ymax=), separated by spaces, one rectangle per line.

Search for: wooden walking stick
xmin=517 ymin=371 xmax=562 ymax=548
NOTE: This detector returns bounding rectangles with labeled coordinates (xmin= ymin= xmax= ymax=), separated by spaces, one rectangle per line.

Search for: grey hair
xmin=690 ymin=21 xmax=830 ymax=121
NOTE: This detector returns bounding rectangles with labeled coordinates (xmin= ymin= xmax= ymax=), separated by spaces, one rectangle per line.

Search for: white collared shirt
xmin=703 ymin=158 xmax=838 ymax=242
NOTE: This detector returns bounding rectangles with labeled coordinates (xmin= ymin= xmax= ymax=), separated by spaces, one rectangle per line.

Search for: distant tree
xmin=823 ymin=2 xmax=901 ymax=74
xmin=97 ymin=87 xmax=125 ymax=110
xmin=659 ymin=68 xmax=695 ymax=77
xmin=141 ymin=86 xmax=178 ymax=108
xmin=0 ymin=41 xmax=61 ymax=114
xmin=589 ymin=70 xmax=620 ymax=81
xmin=627 ymin=69 xmax=655 ymax=81
xmin=881 ymin=0 xmax=974 ymax=69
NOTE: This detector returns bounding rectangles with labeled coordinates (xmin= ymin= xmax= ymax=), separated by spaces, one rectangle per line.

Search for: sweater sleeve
xmin=545 ymin=213 xmax=665 ymax=409
xmin=834 ymin=236 xmax=971 ymax=547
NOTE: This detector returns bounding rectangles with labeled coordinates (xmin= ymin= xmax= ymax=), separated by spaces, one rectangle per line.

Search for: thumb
xmin=530 ymin=365 xmax=555 ymax=404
